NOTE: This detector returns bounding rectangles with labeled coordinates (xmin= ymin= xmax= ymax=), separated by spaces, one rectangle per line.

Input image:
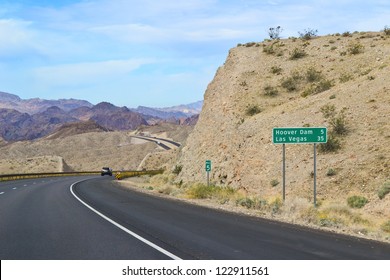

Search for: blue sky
xmin=0 ymin=0 xmax=389 ymax=108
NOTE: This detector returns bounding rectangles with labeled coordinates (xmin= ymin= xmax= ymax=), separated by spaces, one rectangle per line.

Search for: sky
xmin=0 ymin=0 xmax=389 ymax=108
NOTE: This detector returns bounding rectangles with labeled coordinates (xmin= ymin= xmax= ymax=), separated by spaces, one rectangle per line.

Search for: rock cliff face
xmin=178 ymin=31 xmax=390 ymax=203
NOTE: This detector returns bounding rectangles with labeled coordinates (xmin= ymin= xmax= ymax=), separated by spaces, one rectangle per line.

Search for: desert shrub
xmin=281 ymin=72 xmax=303 ymax=91
xmin=342 ymin=31 xmax=352 ymax=37
xmin=289 ymin=47 xmax=307 ymax=60
xmin=244 ymin=42 xmax=257 ymax=47
xmin=339 ymin=73 xmax=353 ymax=83
xmin=317 ymin=212 xmax=341 ymax=227
xmin=236 ymin=197 xmax=256 ymax=209
xmin=326 ymin=168 xmax=337 ymax=176
xmin=383 ymin=25 xmax=390 ymax=36
xmin=270 ymin=197 xmax=282 ymax=214
xmin=381 ymin=220 xmax=390 ymax=233
xmin=316 ymin=79 xmax=333 ymax=92
xmin=301 ymin=80 xmax=333 ymax=96
xmin=186 ymin=183 xmax=237 ymax=200
xmin=270 ymin=65 xmax=282 ymax=74
xmin=172 ymin=164 xmax=183 ymax=175
xmin=378 ymin=182 xmax=390 ymax=199
xmin=298 ymin=28 xmax=318 ymax=40
xmin=347 ymin=196 xmax=368 ymax=208
xmin=281 ymin=77 xmax=299 ymax=91
xmin=268 ymin=26 xmax=283 ymax=40
xmin=263 ymin=41 xmax=284 ymax=56
xmin=246 ymin=105 xmax=262 ymax=116
xmin=264 ymin=85 xmax=279 ymax=97
xmin=321 ymin=105 xmax=348 ymax=135
xmin=187 ymin=183 xmax=218 ymax=199
xmin=263 ymin=44 xmax=275 ymax=54
xmin=347 ymin=42 xmax=365 ymax=55
xmin=305 ymin=67 xmax=323 ymax=82
xmin=318 ymin=135 xmax=341 ymax=153
xmin=321 ymin=104 xmax=336 ymax=118
xmin=329 ymin=112 xmax=348 ymax=135
xmin=270 ymin=179 xmax=279 ymax=187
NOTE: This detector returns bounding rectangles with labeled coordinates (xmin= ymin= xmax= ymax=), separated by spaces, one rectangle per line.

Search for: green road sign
xmin=272 ymin=127 xmax=327 ymax=144
xmin=205 ymin=160 xmax=211 ymax=172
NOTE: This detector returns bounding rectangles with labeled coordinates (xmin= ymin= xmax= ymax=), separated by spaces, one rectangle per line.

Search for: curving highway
xmin=1 ymin=176 xmax=390 ymax=260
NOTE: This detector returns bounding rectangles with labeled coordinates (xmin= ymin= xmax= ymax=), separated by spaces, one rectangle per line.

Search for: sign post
xmin=205 ymin=160 xmax=211 ymax=187
xmin=282 ymin=144 xmax=286 ymax=201
xmin=272 ymin=127 xmax=327 ymax=206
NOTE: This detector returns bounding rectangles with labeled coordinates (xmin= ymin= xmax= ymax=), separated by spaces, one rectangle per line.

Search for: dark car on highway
xmin=101 ymin=167 xmax=112 ymax=176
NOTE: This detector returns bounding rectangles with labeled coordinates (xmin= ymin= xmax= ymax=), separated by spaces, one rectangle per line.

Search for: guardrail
xmin=115 ymin=170 xmax=164 ymax=180
xmin=0 ymin=170 xmax=164 ymax=182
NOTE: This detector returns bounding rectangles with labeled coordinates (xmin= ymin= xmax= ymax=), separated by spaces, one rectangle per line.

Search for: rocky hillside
xmin=178 ymin=31 xmax=390 ymax=213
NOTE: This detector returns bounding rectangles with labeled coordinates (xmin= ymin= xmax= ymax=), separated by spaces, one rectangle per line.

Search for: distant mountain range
xmin=133 ymin=101 xmax=203 ymax=119
xmin=0 ymin=91 xmax=201 ymax=141
xmin=0 ymin=91 xmax=93 ymax=114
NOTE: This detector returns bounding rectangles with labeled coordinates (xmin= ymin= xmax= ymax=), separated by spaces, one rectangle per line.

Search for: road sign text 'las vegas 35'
xmin=272 ymin=127 xmax=327 ymax=144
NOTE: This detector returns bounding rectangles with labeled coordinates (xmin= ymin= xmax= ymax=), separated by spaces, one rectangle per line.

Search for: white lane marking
xmin=69 ymin=179 xmax=182 ymax=260
xmin=0 ymin=192 xmax=4 ymax=195
xmin=24 ymin=184 xmax=27 ymax=187
xmin=12 ymin=187 xmax=17 ymax=190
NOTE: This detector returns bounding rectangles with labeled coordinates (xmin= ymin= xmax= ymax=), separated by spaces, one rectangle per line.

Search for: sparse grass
xmin=317 ymin=204 xmax=371 ymax=228
xmin=347 ymin=42 xmax=365 ymax=55
xmin=270 ymin=179 xmax=279 ymax=187
xmin=186 ymin=183 xmax=236 ymax=200
xmin=347 ymin=196 xmax=368 ymax=208
xmin=305 ymin=67 xmax=324 ymax=82
xmin=381 ymin=220 xmax=390 ymax=233
xmin=342 ymin=31 xmax=352 ymax=37
xmin=263 ymin=41 xmax=283 ymax=56
xmin=281 ymin=71 xmax=303 ymax=91
xmin=270 ymin=65 xmax=282 ymax=75
xmin=329 ymin=111 xmax=348 ymax=135
xmin=245 ymin=105 xmax=262 ymax=116
xmin=326 ymin=168 xmax=337 ymax=176
xmin=301 ymin=79 xmax=333 ymax=97
xmin=264 ymin=85 xmax=279 ymax=97
xmin=318 ymin=135 xmax=341 ymax=153
xmin=289 ymin=47 xmax=307 ymax=60
xmin=378 ymin=181 xmax=390 ymax=199
xmin=339 ymin=73 xmax=353 ymax=83
xmin=172 ymin=164 xmax=183 ymax=175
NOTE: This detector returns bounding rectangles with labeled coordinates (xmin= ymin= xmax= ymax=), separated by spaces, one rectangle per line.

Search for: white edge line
xmin=70 ymin=179 xmax=182 ymax=260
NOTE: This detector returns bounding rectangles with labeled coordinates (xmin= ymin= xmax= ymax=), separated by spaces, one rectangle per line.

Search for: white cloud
xmin=0 ymin=19 xmax=35 ymax=56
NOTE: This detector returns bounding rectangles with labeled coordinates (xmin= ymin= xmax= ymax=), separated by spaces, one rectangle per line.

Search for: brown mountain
xmin=0 ymin=101 xmax=149 ymax=141
xmin=77 ymin=102 xmax=148 ymax=131
xmin=45 ymin=120 xmax=109 ymax=140
xmin=0 ymin=91 xmax=93 ymax=114
xmin=0 ymin=106 xmax=78 ymax=141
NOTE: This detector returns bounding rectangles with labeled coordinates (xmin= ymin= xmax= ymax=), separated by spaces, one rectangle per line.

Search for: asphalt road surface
xmin=1 ymin=176 xmax=390 ymax=260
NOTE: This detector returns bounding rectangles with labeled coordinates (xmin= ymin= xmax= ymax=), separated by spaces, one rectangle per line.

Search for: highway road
xmin=1 ymin=176 xmax=390 ymax=260
xmin=131 ymin=135 xmax=180 ymax=150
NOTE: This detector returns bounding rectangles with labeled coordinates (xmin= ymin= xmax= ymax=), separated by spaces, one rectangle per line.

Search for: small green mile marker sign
xmin=205 ymin=160 xmax=211 ymax=172
xmin=272 ymin=127 xmax=327 ymax=144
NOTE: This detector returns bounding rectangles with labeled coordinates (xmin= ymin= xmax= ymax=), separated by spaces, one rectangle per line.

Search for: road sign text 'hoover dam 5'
xmin=272 ymin=127 xmax=327 ymax=144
